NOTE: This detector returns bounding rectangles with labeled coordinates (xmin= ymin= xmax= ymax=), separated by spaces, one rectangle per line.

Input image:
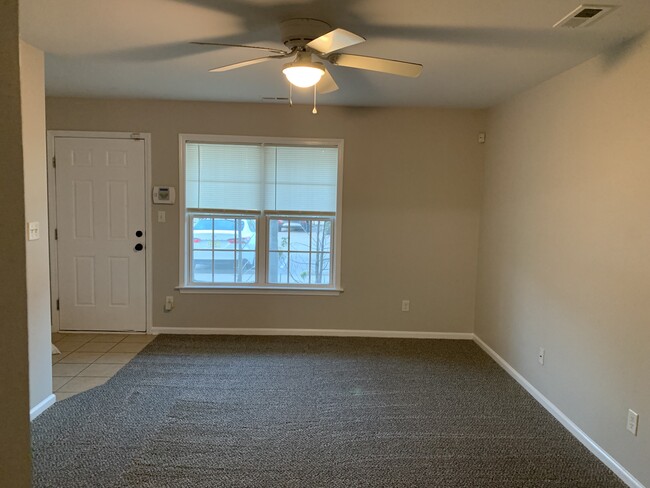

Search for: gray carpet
xmin=32 ymin=335 xmax=625 ymax=487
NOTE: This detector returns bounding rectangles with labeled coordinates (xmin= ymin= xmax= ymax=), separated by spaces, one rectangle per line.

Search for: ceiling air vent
xmin=554 ymin=4 xmax=617 ymax=28
xmin=261 ymin=97 xmax=290 ymax=103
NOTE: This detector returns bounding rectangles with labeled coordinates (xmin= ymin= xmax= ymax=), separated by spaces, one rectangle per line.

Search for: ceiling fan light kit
xmin=282 ymin=51 xmax=325 ymax=88
xmin=195 ymin=18 xmax=423 ymax=112
xmin=283 ymin=65 xmax=324 ymax=88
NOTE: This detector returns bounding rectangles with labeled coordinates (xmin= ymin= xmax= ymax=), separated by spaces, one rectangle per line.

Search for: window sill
xmin=176 ymin=286 xmax=343 ymax=296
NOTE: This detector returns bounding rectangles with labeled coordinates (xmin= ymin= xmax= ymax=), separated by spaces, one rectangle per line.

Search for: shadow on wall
xmin=599 ymin=31 xmax=648 ymax=71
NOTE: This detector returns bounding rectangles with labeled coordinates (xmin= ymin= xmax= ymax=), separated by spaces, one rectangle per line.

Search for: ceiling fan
xmin=192 ymin=18 xmax=423 ymax=97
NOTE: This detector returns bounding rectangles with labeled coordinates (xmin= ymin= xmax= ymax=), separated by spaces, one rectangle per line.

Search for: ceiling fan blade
xmin=329 ymin=53 xmax=422 ymax=78
xmin=317 ymin=69 xmax=339 ymax=94
xmin=191 ymin=41 xmax=289 ymax=55
xmin=306 ymin=28 xmax=365 ymax=55
xmin=209 ymin=55 xmax=287 ymax=73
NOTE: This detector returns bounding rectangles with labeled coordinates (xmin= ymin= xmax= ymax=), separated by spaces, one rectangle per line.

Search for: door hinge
xmin=56 ymin=299 xmax=60 ymax=311
xmin=52 ymin=156 xmax=56 ymax=168
xmin=54 ymin=228 xmax=58 ymax=240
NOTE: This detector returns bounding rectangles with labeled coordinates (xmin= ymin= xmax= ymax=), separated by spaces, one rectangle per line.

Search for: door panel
xmin=55 ymin=137 xmax=146 ymax=332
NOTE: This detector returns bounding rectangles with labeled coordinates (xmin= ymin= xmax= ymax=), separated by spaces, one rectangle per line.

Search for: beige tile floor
xmin=51 ymin=332 xmax=155 ymax=402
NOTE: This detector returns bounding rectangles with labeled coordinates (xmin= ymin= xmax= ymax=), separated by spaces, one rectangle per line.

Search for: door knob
xmin=134 ymin=243 xmax=144 ymax=252
xmin=135 ymin=230 xmax=143 ymax=237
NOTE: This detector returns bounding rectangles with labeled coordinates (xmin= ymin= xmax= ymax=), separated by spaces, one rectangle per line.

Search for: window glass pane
xmin=212 ymin=218 xmax=236 ymax=250
xmin=309 ymin=220 xmax=331 ymax=253
xmin=213 ymin=250 xmax=236 ymax=262
xmin=214 ymin=219 xmax=237 ymax=230
xmin=265 ymin=218 xmax=334 ymax=286
xmin=192 ymin=218 xmax=213 ymax=249
xmin=237 ymin=251 xmax=256 ymax=283
xmin=288 ymin=226 xmax=310 ymax=252
xmin=310 ymin=253 xmax=331 ymax=285
xmin=189 ymin=214 xmax=258 ymax=284
xmin=236 ymin=218 xmax=256 ymax=253
xmin=268 ymin=219 xmax=288 ymax=252
xmin=235 ymin=218 xmax=256 ymax=283
xmin=288 ymin=252 xmax=310 ymax=284
xmin=268 ymin=251 xmax=289 ymax=283
xmin=191 ymin=250 xmax=213 ymax=283
xmin=281 ymin=219 xmax=310 ymax=233
xmin=213 ymin=250 xmax=236 ymax=283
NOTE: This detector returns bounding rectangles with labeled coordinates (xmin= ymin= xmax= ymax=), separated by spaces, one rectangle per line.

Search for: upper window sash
xmin=184 ymin=140 xmax=339 ymax=213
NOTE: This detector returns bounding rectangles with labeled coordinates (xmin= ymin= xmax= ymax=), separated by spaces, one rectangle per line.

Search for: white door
xmin=54 ymin=136 xmax=146 ymax=332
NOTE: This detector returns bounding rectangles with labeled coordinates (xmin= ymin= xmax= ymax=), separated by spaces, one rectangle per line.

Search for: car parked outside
xmin=277 ymin=219 xmax=310 ymax=232
xmin=191 ymin=217 xmax=256 ymax=268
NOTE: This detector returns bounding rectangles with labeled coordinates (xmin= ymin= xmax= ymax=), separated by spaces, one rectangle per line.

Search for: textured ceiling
xmin=20 ymin=0 xmax=650 ymax=108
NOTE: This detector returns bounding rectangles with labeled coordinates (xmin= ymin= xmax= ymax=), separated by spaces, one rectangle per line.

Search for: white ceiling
xmin=20 ymin=0 xmax=650 ymax=108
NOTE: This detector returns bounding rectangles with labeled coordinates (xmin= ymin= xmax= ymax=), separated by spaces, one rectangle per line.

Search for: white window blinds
xmin=186 ymin=144 xmax=264 ymax=210
xmin=186 ymin=143 xmax=338 ymax=212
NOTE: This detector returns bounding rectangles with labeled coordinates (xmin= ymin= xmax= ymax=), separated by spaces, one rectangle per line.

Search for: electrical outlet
xmin=164 ymin=296 xmax=174 ymax=312
xmin=627 ymin=409 xmax=639 ymax=436
xmin=538 ymin=347 xmax=545 ymax=365
xmin=401 ymin=300 xmax=410 ymax=312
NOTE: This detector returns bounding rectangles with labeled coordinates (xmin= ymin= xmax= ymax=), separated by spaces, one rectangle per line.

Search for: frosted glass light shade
xmin=282 ymin=65 xmax=325 ymax=88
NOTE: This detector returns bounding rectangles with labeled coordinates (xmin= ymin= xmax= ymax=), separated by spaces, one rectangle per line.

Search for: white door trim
xmin=47 ymin=131 xmax=153 ymax=334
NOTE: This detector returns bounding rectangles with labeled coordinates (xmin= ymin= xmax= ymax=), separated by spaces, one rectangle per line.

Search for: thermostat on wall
xmin=153 ymin=186 xmax=176 ymax=204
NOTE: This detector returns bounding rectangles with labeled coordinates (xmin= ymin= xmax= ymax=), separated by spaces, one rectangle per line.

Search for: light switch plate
xmin=627 ymin=409 xmax=639 ymax=435
xmin=27 ymin=221 xmax=40 ymax=241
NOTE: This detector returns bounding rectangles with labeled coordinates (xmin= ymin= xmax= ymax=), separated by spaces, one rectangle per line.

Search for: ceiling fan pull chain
xmin=312 ymin=85 xmax=318 ymax=114
xmin=289 ymin=82 xmax=293 ymax=107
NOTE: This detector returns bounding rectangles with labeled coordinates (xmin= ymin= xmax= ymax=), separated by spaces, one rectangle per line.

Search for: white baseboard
xmin=151 ymin=327 xmax=474 ymax=340
xmin=473 ymin=334 xmax=644 ymax=488
xmin=30 ymin=393 xmax=56 ymax=421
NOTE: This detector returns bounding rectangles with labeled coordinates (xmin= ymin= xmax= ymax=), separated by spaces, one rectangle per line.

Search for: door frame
xmin=47 ymin=130 xmax=153 ymax=334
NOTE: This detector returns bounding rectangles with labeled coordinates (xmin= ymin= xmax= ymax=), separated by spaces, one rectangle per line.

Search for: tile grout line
xmin=52 ymin=333 xmax=152 ymax=398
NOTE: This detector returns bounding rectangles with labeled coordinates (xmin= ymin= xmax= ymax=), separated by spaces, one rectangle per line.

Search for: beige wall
xmin=46 ymin=99 xmax=485 ymax=334
xmin=476 ymin=33 xmax=650 ymax=485
xmin=20 ymin=40 xmax=53 ymax=412
xmin=0 ymin=0 xmax=32 ymax=486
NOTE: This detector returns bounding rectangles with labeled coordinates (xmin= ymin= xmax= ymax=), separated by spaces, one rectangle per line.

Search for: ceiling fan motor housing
xmin=281 ymin=18 xmax=332 ymax=49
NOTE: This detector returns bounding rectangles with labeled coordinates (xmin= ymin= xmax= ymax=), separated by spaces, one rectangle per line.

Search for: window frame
xmin=177 ymin=134 xmax=344 ymax=294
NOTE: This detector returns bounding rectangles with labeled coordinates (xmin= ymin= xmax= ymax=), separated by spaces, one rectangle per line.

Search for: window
xmin=179 ymin=135 xmax=343 ymax=293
